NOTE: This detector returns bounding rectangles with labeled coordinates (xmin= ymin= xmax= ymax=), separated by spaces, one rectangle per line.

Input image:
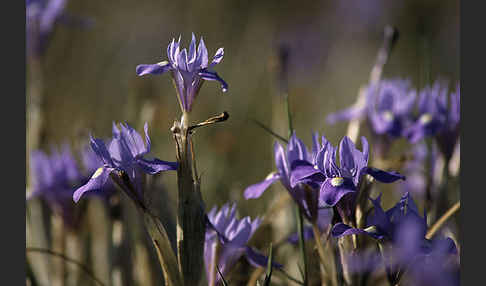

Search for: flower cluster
xmin=136 ymin=33 xmax=228 ymax=112
xmin=327 ymin=79 xmax=416 ymax=138
xmin=244 ymin=132 xmax=325 ymax=222
xmin=332 ymin=192 xmax=458 ymax=285
xmin=290 ymin=135 xmax=405 ymax=219
xmin=327 ymin=79 xmax=460 ymax=159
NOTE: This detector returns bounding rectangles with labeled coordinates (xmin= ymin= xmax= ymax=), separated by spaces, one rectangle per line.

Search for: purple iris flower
xmin=327 ymin=79 xmax=416 ymax=138
xmin=73 ymin=122 xmax=178 ymax=204
xmin=244 ymin=132 xmax=325 ymax=222
xmin=205 ymin=203 xmax=281 ymax=285
xmin=332 ymin=193 xmax=457 ymax=276
xmin=28 ymin=145 xmax=82 ymax=227
xmin=290 ymin=135 xmax=405 ymax=219
xmin=404 ymin=82 xmax=460 ymax=159
xmin=136 ymin=33 xmax=228 ymax=112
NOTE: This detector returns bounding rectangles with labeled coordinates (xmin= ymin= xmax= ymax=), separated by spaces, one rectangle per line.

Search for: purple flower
xmin=205 ymin=203 xmax=280 ymax=285
xmin=136 ymin=33 xmax=228 ymax=112
xmin=73 ymin=122 xmax=178 ymax=204
xmin=404 ymin=81 xmax=460 ymax=159
xmin=332 ymin=192 xmax=457 ymax=282
xmin=244 ymin=132 xmax=324 ymax=222
xmin=327 ymin=79 xmax=416 ymax=138
xmin=290 ymin=135 xmax=404 ymax=219
xmin=28 ymin=145 xmax=82 ymax=226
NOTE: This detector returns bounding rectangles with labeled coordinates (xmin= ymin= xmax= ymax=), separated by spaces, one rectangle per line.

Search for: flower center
xmin=331 ymin=177 xmax=344 ymax=187
xmin=382 ymin=111 xmax=394 ymax=122
xmin=419 ymin=113 xmax=432 ymax=125
xmin=92 ymin=167 xmax=104 ymax=179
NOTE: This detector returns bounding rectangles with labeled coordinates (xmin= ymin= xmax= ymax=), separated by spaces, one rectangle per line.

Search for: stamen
xmin=331 ymin=177 xmax=344 ymax=187
xmin=92 ymin=167 xmax=104 ymax=179
xmin=419 ymin=113 xmax=432 ymax=125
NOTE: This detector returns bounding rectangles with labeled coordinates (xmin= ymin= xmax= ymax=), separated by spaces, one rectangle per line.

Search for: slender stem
xmin=426 ymin=201 xmax=460 ymax=239
xmin=284 ymin=86 xmax=307 ymax=285
xmin=250 ymin=118 xmax=288 ymax=144
xmin=296 ymin=207 xmax=308 ymax=286
xmin=26 ymin=248 xmax=106 ymax=286
xmin=312 ymin=224 xmax=339 ymax=286
xmin=276 ymin=268 xmax=305 ymax=285
xmin=173 ymin=115 xmax=206 ymax=286
xmin=209 ymin=241 xmax=220 ymax=286
xmin=284 ymin=93 xmax=293 ymax=138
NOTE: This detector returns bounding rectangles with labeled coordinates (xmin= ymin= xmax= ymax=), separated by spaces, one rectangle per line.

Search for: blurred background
xmin=26 ymin=0 xmax=460 ymax=285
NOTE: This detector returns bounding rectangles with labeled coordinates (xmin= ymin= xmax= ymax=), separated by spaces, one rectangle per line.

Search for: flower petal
xmin=331 ymin=223 xmax=368 ymax=237
xmin=196 ymin=37 xmax=208 ymax=68
xmin=136 ymin=158 xmax=178 ymax=174
xmin=199 ymin=70 xmax=228 ymax=92
xmin=90 ymin=136 xmax=114 ymax=166
xmin=73 ymin=167 xmax=113 ymax=202
xmin=319 ymin=177 xmax=356 ymax=206
xmin=363 ymin=166 xmax=405 ymax=183
xmin=289 ymin=160 xmax=323 ymax=188
xmin=209 ymin=47 xmax=224 ymax=68
xmin=326 ymin=105 xmax=366 ymax=124
xmin=244 ymin=246 xmax=283 ymax=269
xmin=243 ymin=172 xmax=280 ymax=199
xmin=136 ymin=61 xmax=172 ymax=76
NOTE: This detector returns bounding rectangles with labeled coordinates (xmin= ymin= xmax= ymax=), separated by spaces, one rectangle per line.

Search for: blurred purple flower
xmin=332 ymin=192 xmax=458 ymax=283
xmin=327 ymin=79 xmax=416 ymax=138
xmin=406 ymin=238 xmax=460 ymax=286
xmin=26 ymin=0 xmax=92 ymax=58
xmin=26 ymin=0 xmax=67 ymax=56
xmin=136 ymin=33 xmax=228 ymax=112
xmin=290 ymin=135 xmax=404 ymax=219
xmin=205 ymin=203 xmax=281 ymax=285
xmin=73 ymin=122 xmax=178 ymax=203
xmin=28 ymin=144 xmax=82 ymax=226
xmin=244 ymin=132 xmax=324 ymax=222
xmin=399 ymin=142 xmax=441 ymax=196
xmin=404 ymin=82 xmax=460 ymax=159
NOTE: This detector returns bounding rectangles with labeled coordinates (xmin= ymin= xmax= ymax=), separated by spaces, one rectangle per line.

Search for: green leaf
xmin=263 ymin=243 xmax=274 ymax=286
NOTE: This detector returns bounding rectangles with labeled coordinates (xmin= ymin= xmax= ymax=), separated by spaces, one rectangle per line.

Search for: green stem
xmin=284 ymin=90 xmax=307 ymax=285
xmin=173 ymin=114 xmax=206 ymax=286
xmin=296 ymin=207 xmax=308 ymax=286
xmin=284 ymin=93 xmax=293 ymax=138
